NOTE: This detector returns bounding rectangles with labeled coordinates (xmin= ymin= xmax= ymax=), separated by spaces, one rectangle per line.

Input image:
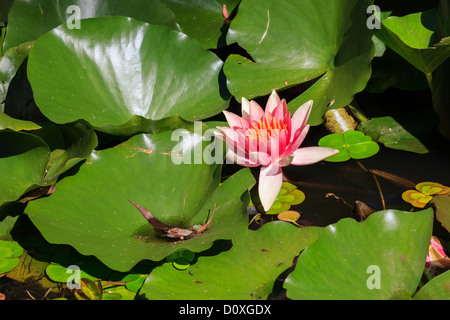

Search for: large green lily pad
xmin=413 ymin=270 xmax=450 ymax=300
xmin=224 ymin=0 xmax=374 ymax=125
xmin=3 ymin=0 xmax=239 ymax=51
xmin=0 ymin=41 xmax=34 ymax=107
xmin=160 ymin=0 xmax=241 ymax=49
xmin=27 ymin=16 xmax=229 ymax=136
xmin=2 ymin=0 xmax=177 ymax=53
xmin=284 ymin=208 xmax=434 ymax=300
xmin=0 ymin=124 xmax=97 ymax=207
xmin=0 ymin=130 xmax=50 ymax=206
xmin=375 ymin=8 xmax=450 ymax=140
xmin=376 ymin=9 xmax=450 ymax=76
xmin=140 ymin=221 xmax=321 ymax=300
xmin=26 ymin=131 xmax=255 ymax=272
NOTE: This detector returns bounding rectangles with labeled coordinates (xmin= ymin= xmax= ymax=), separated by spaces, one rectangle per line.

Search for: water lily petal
xmin=286 ymin=125 xmax=310 ymax=155
xmin=271 ymin=99 xmax=288 ymax=122
xmin=266 ymin=89 xmax=281 ymax=113
xmin=223 ymin=110 xmax=246 ymax=129
xmin=248 ymin=151 xmax=272 ymax=166
xmin=225 ymin=147 xmax=259 ymax=167
xmin=291 ymin=146 xmax=339 ymax=165
xmin=259 ymin=164 xmax=283 ymax=211
xmin=291 ymin=100 xmax=313 ymax=133
xmin=215 ymin=126 xmax=238 ymax=145
xmin=241 ymin=97 xmax=250 ymax=121
xmin=278 ymin=154 xmax=294 ymax=167
xmin=249 ymin=100 xmax=265 ymax=122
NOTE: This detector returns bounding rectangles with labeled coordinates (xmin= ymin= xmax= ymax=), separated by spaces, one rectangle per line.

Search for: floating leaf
xmin=402 ymin=182 xmax=450 ymax=208
xmin=0 ymin=240 xmax=24 ymax=274
xmin=224 ymin=0 xmax=374 ymax=125
xmin=2 ymin=0 xmax=177 ymax=53
xmin=166 ymin=250 xmax=196 ymax=271
xmin=0 ymin=41 xmax=34 ymax=108
xmin=277 ymin=211 xmax=301 ymax=226
xmin=75 ymin=278 xmax=103 ymax=300
xmin=27 ymin=16 xmax=229 ymax=136
xmin=140 ymin=222 xmax=321 ymax=299
xmin=375 ymin=9 xmax=450 ymax=139
xmin=358 ymin=116 xmax=429 ymax=154
xmin=284 ymin=208 xmax=434 ymax=300
xmin=26 ymin=131 xmax=255 ymax=272
xmin=413 ymin=270 xmax=450 ymax=300
xmin=265 ymin=182 xmax=305 ymax=215
xmin=431 ymin=194 xmax=450 ymax=233
xmin=160 ymin=0 xmax=241 ymax=49
xmin=318 ymin=130 xmax=380 ymax=162
xmin=376 ymin=9 xmax=450 ymax=75
xmin=0 ymin=124 xmax=97 ymax=207
xmin=0 ymin=130 xmax=50 ymax=206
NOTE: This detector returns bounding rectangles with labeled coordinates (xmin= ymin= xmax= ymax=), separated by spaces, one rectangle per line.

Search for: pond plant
xmin=0 ymin=0 xmax=449 ymax=301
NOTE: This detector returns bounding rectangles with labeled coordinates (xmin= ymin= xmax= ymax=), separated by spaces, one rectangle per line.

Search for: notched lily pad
xmin=318 ymin=130 xmax=380 ymax=162
xmin=266 ymin=182 xmax=305 ymax=215
xmin=26 ymin=131 xmax=255 ymax=272
xmin=27 ymin=16 xmax=229 ymax=136
xmin=0 ymin=240 xmax=24 ymax=274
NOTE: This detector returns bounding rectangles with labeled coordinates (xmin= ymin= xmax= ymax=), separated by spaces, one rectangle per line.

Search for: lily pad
xmin=224 ymin=0 xmax=375 ymax=125
xmin=0 ymin=41 xmax=34 ymax=108
xmin=402 ymin=182 xmax=450 ymax=209
xmin=0 ymin=124 xmax=97 ymax=207
xmin=358 ymin=116 xmax=429 ymax=154
xmin=2 ymin=0 xmax=177 ymax=53
xmin=0 ymin=130 xmax=50 ymax=206
xmin=140 ymin=221 xmax=321 ymax=300
xmin=26 ymin=131 xmax=255 ymax=272
xmin=0 ymin=240 xmax=24 ymax=274
xmin=413 ymin=270 xmax=450 ymax=300
xmin=431 ymin=194 xmax=450 ymax=233
xmin=27 ymin=16 xmax=229 ymax=136
xmin=376 ymin=9 xmax=450 ymax=75
xmin=265 ymin=182 xmax=305 ymax=215
xmin=277 ymin=211 xmax=301 ymax=227
xmin=160 ymin=0 xmax=241 ymax=49
xmin=375 ymin=8 xmax=450 ymax=140
xmin=284 ymin=208 xmax=434 ymax=300
xmin=318 ymin=130 xmax=380 ymax=162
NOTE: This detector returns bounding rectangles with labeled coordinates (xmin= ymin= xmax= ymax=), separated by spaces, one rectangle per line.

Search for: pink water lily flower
xmin=215 ymin=90 xmax=339 ymax=211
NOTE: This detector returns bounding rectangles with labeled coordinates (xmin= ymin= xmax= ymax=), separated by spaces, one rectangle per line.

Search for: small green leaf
xmin=318 ymin=130 xmax=380 ymax=162
xmin=265 ymin=182 xmax=305 ymax=215
xmin=0 ymin=240 xmax=23 ymax=274
xmin=277 ymin=211 xmax=301 ymax=226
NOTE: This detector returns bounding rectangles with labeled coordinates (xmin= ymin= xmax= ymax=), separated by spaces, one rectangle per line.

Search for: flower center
xmin=245 ymin=115 xmax=287 ymax=142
